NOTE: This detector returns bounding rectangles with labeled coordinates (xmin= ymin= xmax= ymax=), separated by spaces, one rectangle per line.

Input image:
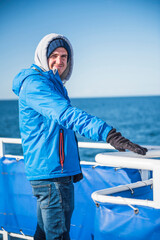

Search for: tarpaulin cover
xmin=94 ymin=185 xmax=160 ymax=240
xmin=0 ymin=157 xmax=144 ymax=238
xmin=70 ymin=164 xmax=141 ymax=240
xmin=0 ymin=157 xmax=37 ymax=236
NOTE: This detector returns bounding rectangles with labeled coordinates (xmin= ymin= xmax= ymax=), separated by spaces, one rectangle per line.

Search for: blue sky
xmin=0 ymin=0 xmax=160 ymax=99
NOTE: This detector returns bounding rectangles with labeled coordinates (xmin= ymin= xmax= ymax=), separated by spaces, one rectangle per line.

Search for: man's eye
xmin=50 ymin=55 xmax=57 ymax=58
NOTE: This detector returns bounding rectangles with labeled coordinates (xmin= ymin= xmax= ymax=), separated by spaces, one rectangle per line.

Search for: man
xmin=12 ymin=33 xmax=147 ymax=240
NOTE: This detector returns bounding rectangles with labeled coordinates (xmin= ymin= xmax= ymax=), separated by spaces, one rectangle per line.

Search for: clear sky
xmin=0 ymin=0 xmax=160 ymax=99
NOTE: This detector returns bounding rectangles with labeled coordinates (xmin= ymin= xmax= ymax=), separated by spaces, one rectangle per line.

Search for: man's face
xmin=48 ymin=47 xmax=68 ymax=76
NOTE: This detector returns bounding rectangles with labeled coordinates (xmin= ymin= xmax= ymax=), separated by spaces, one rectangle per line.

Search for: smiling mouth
xmin=53 ymin=66 xmax=64 ymax=74
xmin=54 ymin=64 xmax=64 ymax=68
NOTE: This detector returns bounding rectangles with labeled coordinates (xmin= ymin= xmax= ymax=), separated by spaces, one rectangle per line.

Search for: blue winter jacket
xmin=12 ymin=64 xmax=112 ymax=180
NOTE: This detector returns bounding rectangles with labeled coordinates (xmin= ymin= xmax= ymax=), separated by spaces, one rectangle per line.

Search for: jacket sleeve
xmin=25 ymin=77 xmax=112 ymax=142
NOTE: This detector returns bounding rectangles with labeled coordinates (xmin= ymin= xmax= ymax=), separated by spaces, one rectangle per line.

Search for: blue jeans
xmin=30 ymin=176 xmax=74 ymax=240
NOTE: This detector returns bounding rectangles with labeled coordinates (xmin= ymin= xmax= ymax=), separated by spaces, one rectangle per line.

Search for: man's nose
xmin=56 ymin=56 xmax=62 ymax=64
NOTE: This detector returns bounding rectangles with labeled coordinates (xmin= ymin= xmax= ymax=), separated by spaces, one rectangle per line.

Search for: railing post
xmin=153 ymin=167 xmax=160 ymax=207
xmin=0 ymin=138 xmax=5 ymax=157
xmin=3 ymin=231 xmax=10 ymax=240
xmin=0 ymin=229 xmax=10 ymax=240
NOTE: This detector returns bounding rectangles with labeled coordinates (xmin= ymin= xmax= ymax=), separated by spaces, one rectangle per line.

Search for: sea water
xmin=0 ymin=96 xmax=160 ymax=161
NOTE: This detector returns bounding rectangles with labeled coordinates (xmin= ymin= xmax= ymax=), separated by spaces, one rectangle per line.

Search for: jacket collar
xmin=31 ymin=64 xmax=64 ymax=86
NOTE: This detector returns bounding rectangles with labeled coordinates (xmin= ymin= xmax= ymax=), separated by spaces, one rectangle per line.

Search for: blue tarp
xmin=0 ymin=157 xmax=37 ymax=236
xmin=70 ymin=164 xmax=140 ymax=239
xmin=0 ymin=156 xmax=157 ymax=239
xmin=94 ymin=184 xmax=160 ymax=240
xmin=94 ymin=204 xmax=160 ymax=240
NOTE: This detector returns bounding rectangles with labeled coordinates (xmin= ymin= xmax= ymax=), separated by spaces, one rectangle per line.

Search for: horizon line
xmin=0 ymin=94 xmax=160 ymax=101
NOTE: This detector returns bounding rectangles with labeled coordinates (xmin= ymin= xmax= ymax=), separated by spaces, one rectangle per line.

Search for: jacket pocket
xmin=59 ymin=129 xmax=65 ymax=173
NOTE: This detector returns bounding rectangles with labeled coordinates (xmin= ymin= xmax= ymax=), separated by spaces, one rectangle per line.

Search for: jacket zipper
xmin=59 ymin=129 xmax=65 ymax=173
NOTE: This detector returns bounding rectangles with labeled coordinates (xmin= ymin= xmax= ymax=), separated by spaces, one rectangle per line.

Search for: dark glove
xmin=107 ymin=128 xmax=148 ymax=155
xmin=73 ymin=172 xmax=83 ymax=183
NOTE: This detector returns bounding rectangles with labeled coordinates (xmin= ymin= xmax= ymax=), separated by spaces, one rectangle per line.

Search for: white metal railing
xmin=92 ymin=150 xmax=160 ymax=209
xmin=0 ymin=229 xmax=33 ymax=240
xmin=1 ymin=137 xmax=159 ymax=158
xmin=92 ymin=179 xmax=153 ymax=214
xmin=0 ymin=137 xmax=115 ymax=159
xmin=0 ymin=137 xmax=23 ymax=160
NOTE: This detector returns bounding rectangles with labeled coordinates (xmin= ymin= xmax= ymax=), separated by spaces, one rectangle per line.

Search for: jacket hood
xmin=12 ymin=68 xmax=39 ymax=96
xmin=34 ymin=33 xmax=74 ymax=81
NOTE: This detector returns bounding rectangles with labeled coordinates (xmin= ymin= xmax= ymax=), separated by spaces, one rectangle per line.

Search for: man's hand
xmin=107 ymin=128 xmax=148 ymax=155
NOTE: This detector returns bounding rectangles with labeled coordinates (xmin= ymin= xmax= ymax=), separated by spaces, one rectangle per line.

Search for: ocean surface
xmin=0 ymin=96 xmax=160 ymax=161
